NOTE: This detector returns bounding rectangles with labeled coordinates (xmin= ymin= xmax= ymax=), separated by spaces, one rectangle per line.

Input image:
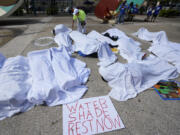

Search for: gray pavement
xmin=0 ymin=15 xmax=180 ymax=135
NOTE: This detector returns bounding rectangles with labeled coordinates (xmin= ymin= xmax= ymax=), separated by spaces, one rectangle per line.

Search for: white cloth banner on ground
xmin=69 ymin=31 xmax=100 ymax=55
xmin=99 ymin=55 xmax=179 ymax=101
xmin=0 ymin=56 xmax=34 ymax=120
xmin=63 ymin=96 xmax=125 ymax=135
xmin=87 ymin=30 xmax=117 ymax=46
xmin=133 ymin=28 xmax=180 ymax=72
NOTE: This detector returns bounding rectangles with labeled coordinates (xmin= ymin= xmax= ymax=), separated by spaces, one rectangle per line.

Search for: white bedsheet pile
xmin=133 ymin=28 xmax=180 ymax=73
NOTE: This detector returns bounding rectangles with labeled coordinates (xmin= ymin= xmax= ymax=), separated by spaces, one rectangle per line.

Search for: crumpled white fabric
xmin=0 ymin=56 xmax=34 ymax=120
xmin=27 ymin=46 xmax=90 ymax=106
xmin=87 ymin=30 xmax=117 ymax=46
xmin=69 ymin=31 xmax=100 ymax=55
xmin=54 ymin=24 xmax=72 ymax=35
xmin=117 ymin=38 xmax=145 ymax=63
xmin=0 ymin=53 xmax=6 ymax=68
xmin=148 ymin=45 xmax=180 ymax=73
xmin=103 ymin=28 xmax=141 ymax=46
xmin=102 ymin=28 xmax=144 ymax=62
xmin=0 ymin=46 xmax=90 ymax=120
xmin=97 ymin=42 xmax=117 ymax=67
xmin=132 ymin=27 xmax=169 ymax=45
xmin=54 ymin=24 xmax=73 ymax=54
xmin=134 ymin=28 xmax=180 ymax=73
xmin=99 ymin=55 xmax=179 ymax=101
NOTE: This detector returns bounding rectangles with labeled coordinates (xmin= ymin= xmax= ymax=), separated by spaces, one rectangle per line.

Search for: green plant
xmin=46 ymin=6 xmax=58 ymax=15
xmin=159 ymin=9 xmax=180 ymax=17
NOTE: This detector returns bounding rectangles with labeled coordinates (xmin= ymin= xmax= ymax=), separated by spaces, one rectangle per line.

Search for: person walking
xmin=72 ymin=8 xmax=86 ymax=33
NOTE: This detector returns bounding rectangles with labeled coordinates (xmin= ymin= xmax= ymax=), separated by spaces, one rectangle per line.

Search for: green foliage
xmin=46 ymin=6 xmax=58 ymax=15
xmin=159 ymin=9 xmax=180 ymax=17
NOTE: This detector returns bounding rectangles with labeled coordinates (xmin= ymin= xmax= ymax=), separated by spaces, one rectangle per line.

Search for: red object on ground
xmin=95 ymin=0 xmax=121 ymax=19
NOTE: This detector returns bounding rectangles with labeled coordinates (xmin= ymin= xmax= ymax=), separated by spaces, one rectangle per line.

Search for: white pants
xmin=77 ymin=20 xmax=86 ymax=34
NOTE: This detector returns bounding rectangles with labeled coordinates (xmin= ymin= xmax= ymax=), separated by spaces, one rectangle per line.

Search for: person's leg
xmin=121 ymin=14 xmax=125 ymax=24
xmin=77 ymin=20 xmax=82 ymax=33
xmin=147 ymin=15 xmax=150 ymax=22
xmin=151 ymin=15 xmax=154 ymax=22
xmin=117 ymin=14 xmax=121 ymax=24
xmin=82 ymin=24 xmax=86 ymax=34
xmin=153 ymin=15 xmax=157 ymax=22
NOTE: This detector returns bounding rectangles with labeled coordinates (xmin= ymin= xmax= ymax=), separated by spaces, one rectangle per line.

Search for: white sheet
xmin=99 ymin=55 xmax=179 ymax=101
xmin=134 ymin=28 xmax=180 ymax=73
xmin=132 ymin=27 xmax=169 ymax=45
xmin=0 ymin=53 xmax=5 ymax=68
xmin=54 ymin=24 xmax=71 ymax=35
xmin=27 ymin=47 xmax=90 ymax=106
xmin=97 ymin=42 xmax=117 ymax=67
xmin=117 ymin=38 xmax=145 ymax=63
xmin=0 ymin=56 xmax=34 ymax=120
xmin=54 ymin=24 xmax=73 ymax=54
xmin=69 ymin=31 xmax=100 ymax=55
xmin=0 ymin=46 xmax=90 ymax=120
xmin=103 ymin=28 xmax=141 ymax=46
xmin=87 ymin=30 xmax=117 ymax=46
xmin=102 ymin=28 xmax=145 ymax=62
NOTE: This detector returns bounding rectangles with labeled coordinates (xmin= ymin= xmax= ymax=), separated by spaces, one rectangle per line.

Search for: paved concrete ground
xmin=0 ymin=15 xmax=180 ymax=135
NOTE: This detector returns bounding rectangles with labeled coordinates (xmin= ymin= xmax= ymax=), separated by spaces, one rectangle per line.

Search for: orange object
xmin=178 ymin=89 xmax=180 ymax=95
xmin=95 ymin=0 xmax=120 ymax=19
xmin=154 ymin=85 xmax=160 ymax=89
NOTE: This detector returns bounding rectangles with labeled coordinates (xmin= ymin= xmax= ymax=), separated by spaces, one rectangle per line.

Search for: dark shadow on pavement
xmin=0 ymin=19 xmax=41 ymax=26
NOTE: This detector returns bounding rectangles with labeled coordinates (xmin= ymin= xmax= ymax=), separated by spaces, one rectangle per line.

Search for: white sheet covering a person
xmin=0 ymin=46 xmax=90 ymax=120
xmin=133 ymin=28 xmax=180 ymax=73
xmin=97 ymin=43 xmax=179 ymax=101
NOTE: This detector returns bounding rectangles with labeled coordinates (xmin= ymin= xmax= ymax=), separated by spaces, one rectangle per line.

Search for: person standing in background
xmin=72 ymin=8 xmax=86 ymax=33
xmin=145 ymin=5 xmax=153 ymax=22
xmin=151 ymin=2 xmax=162 ymax=22
xmin=116 ymin=0 xmax=127 ymax=24
xmin=127 ymin=2 xmax=134 ymax=22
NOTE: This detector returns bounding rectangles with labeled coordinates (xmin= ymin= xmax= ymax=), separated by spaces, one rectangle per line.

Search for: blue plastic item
xmin=77 ymin=51 xmax=87 ymax=57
